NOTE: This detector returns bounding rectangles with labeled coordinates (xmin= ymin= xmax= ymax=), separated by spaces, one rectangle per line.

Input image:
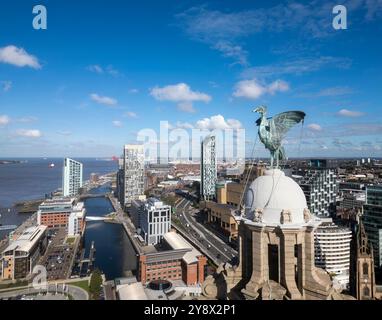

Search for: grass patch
xmin=70 ymin=280 xmax=90 ymax=294
xmin=0 ymin=280 xmax=28 ymax=290
xmin=65 ymin=237 xmax=76 ymax=245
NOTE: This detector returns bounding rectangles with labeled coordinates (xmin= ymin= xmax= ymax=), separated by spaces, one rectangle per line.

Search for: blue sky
xmin=0 ymin=0 xmax=382 ymax=158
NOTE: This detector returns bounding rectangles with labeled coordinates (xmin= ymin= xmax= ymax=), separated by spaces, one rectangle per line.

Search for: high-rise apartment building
xmin=116 ymin=157 xmax=124 ymax=204
xmin=62 ymin=158 xmax=83 ymax=197
xmin=314 ymin=219 xmax=352 ymax=290
xmin=294 ymin=159 xmax=337 ymax=217
xmin=123 ymin=144 xmax=145 ymax=208
xmin=200 ymin=135 xmax=217 ymax=201
xmin=362 ymin=185 xmax=382 ymax=268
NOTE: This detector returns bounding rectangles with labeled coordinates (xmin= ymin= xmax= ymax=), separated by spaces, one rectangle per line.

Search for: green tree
xmin=89 ymin=268 xmax=103 ymax=300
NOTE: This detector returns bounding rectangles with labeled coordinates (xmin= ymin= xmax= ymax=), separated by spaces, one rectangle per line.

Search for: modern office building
xmin=314 ymin=219 xmax=352 ymax=290
xmin=134 ymin=198 xmax=171 ymax=245
xmin=0 ymin=225 xmax=48 ymax=280
xmin=68 ymin=202 xmax=86 ymax=236
xmin=338 ymin=182 xmax=366 ymax=211
xmin=116 ymin=158 xmax=124 ymax=204
xmin=293 ymin=159 xmax=337 ymax=217
xmin=362 ymin=185 xmax=382 ymax=268
xmin=37 ymin=197 xmax=86 ymax=235
xmin=62 ymin=158 xmax=83 ymax=197
xmin=138 ymin=231 xmax=207 ymax=286
xmin=200 ymin=135 xmax=217 ymax=201
xmin=123 ymin=144 xmax=145 ymax=207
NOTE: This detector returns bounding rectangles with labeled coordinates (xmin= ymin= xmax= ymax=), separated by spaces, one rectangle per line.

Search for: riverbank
xmin=82 ymin=193 xmax=138 ymax=280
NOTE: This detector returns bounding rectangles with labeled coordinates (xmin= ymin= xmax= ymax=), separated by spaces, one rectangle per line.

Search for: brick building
xmin=37 ymin=197 xmax=86 ymax=235
xmin=138 ymin=231 xmax=207 ymax=286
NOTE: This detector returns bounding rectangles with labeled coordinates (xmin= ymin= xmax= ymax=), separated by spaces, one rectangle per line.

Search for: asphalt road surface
xmin=0 ymin=283 xmax=89 ymax=300
xmin=174 ymin=198 xmax=238 ymax=265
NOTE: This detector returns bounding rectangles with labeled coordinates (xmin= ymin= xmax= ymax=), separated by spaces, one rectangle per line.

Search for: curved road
xmin=0 ymin=283 xmax=89 ymax=300
xmin=174 ymin=198 xmax=237 ymax=265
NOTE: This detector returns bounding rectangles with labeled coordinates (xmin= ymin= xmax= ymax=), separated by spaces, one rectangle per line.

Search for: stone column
xmin=303 ymin=226 xmax=332 ymax=299
xmin=242 ymin=225 xmax=266 ymax=298
xmin=280 ymin=229 xmax=303 ymax=299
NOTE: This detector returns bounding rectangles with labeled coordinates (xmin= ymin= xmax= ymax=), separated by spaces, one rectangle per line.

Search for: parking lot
xmin=38 ymin=228 xmax=77 ymax=281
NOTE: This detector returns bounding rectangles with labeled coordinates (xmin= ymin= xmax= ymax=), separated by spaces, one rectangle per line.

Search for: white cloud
xmin=336 ymin=109 xmax=365 ymax=117
xmin=267 ymin=79 xmax=290 ymax=94
xmin=0 ymin=115 xmax=10 ymax=126
xmin=177 ymin=101 xmax=196 ymax=113
xmin=307 ymin=123 xmax=322 ymax=131
xmin=195 ymin=114 xmax=243 ymax=130
xmin=213 ymin=40 xmax=248 ymax=66
xmin=106 ymin=65 xmax=120 ymax=77
xmin=175 ymin=121 xmax=194 ymax=129
xmin=112 ymin=120 xmax=123 ymax=127
xmin=150 ymin=83 xmax=211 ymax=102
xmin=87 ymin=65 xmax=103 ymax=74
xmin=0 ymin=45 xmax=41 ymax=69
xmin=233 ymin=78 xmax=289 ymax=99
xmin=56 ymin=130 xmax=72 ymax=136
xmin=16 ymin=129 xmax=42 ymax=138
xmin=87 ymin=64 xmax=120 ymax=76
xmin=16 ymin=116 xmax=38 ymax=123
xmin=1 ymin=81 xmax=12 ymax=92
xmin=129 ymin=88 xmax=139 ymax=94
xmin=90 ymin=93 xmax=118 ymax=106
xmin=150 ymin=83 xmax=211 ymax=113
xmin=241 ymin=56 xmax=352 ymax=79
xmin=124 ymin=111 xmax=138 ymax=118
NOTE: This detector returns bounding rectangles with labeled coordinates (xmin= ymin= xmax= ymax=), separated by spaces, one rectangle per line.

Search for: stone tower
xmin=202 ymin=169 xmax=351 ymax=300
xmin=356 ymin=221 xmax=376 ymax=300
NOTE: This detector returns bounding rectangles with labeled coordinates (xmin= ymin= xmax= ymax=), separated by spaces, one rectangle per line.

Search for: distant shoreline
xmin=0 ymin=160 xmax=24 ymax=165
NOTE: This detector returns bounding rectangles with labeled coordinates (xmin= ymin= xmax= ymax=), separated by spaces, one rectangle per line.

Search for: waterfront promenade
xmin=107 ymin=194 xmax=142 ymax=255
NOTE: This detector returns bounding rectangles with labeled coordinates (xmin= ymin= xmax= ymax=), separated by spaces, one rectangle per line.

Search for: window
xmin=363 ymin=263 xmax=369 ymax=276
xmin=363 ymin=286 xmax=370 ymax=297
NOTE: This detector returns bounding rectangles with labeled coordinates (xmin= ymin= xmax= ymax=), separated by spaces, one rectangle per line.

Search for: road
xmin=0 ymin=283 xmax=89 ymax=300
xmin=174 ymin=198 xmax=237 ymax=265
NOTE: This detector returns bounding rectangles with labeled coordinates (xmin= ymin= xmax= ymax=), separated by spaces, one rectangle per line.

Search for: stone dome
xmin=245 ymin=169 xmax=308 ymax=225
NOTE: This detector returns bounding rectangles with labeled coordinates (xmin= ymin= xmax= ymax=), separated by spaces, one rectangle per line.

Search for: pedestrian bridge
xmin=0 ymin=225 xmax=17 ymax=231
xmin=86 ymin=216 xmax=107 ymax=221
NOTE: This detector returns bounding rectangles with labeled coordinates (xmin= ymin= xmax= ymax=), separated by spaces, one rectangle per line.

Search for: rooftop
xmin=117 ymin=282 xmax=148 ymax=300
xmin=163 ymin=231 xmax=202 ymax=264
xmin=2 ymin=225 xmax=47 ymax=254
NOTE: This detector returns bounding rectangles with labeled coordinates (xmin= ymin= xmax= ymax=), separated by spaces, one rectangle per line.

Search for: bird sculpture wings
xmin=271 ymin=111 xmax=306 ymax=145
xmin=256 ymin=111 xmax=305 ymax=144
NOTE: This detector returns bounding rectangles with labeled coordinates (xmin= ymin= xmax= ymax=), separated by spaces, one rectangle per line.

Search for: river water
xmin=82 ymin=185 xmax=138 ymax=280
xmin=0 ymin=158 xmax=137 ymax=281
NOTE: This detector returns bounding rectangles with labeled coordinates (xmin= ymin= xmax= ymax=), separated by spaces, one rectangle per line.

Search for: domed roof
xmin=245 ymin=169 xmax=308 ymax=226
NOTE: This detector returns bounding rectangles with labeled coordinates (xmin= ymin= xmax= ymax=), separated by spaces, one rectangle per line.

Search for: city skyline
xmin=1 ymin=0 xmax=382 ymax=159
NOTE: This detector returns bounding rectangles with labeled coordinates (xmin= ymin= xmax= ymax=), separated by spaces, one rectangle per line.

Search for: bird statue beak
xmin=252 ymin=107 xmax=259 ymax=113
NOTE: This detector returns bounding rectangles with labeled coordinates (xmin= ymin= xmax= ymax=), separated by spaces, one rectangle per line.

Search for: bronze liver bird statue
xmin=253 ymin=105 xmax=306 ymax=168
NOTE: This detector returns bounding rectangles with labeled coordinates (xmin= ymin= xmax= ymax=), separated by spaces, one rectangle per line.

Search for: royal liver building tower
xmin=201 ymin=107 xmax=354 ymax=300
